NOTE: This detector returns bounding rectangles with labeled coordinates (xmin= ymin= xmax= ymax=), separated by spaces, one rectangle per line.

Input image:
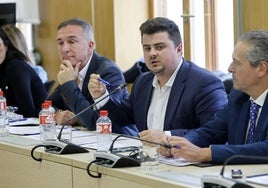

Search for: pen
xmin=9 ymin=118 xmax=27 ymax=123
xmin=162 ymin=143 xmax=181 ymax=149
xmin=98 ymin=78 xmax=111 ymax=86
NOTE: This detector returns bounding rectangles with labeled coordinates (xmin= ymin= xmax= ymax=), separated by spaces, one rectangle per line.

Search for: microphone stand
xmin=220 ymin=155 xmax=268 ymax=177
xmin=91 ymin=134 xmax=173 ymax=169
xmin=202 ymin=154 xmax=268 ymax=188
xmin=31 ymin=83 xmax=127 ymax=159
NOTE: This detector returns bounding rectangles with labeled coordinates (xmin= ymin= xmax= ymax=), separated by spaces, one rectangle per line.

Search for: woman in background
xmin=2 ymin=24 xmax=48 ymax=83
xmin=0 ymin=27 xmax=47 ymax=117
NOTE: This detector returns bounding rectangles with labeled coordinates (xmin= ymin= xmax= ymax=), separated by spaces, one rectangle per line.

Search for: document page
xmin=246 ymin=174 xmax=268 ymax=186
xmin=158 ymin=156 xmax=198 ymax=166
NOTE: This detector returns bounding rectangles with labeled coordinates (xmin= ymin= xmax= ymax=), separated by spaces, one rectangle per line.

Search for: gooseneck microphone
xmin=220 ymin=155 xmax=268 ymax=177
xmin=202 ymin=155 xmax=268 ymax=188
xmin=57 ymin=83 xmax=127 ymax=140
xmin=31 ymin=83 xmax=127 ymax=161
xmin=90 ymin=134 xmax=173 ymax=170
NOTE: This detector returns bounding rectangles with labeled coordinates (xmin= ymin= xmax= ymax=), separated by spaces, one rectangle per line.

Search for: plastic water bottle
xmin=0 ymin=90 xmax=9 ymax=136
xmin=39 ymin=102 xmax=56 ymax=143
xmin=96 ymin=110 xmax=112 ymax=151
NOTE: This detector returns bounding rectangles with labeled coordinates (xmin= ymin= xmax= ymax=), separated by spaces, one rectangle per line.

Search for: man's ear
xmin=258 ymin=60 xmax=268 ymax=77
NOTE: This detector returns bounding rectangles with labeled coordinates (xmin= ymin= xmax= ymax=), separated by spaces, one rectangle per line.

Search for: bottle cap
xmin=99 ymin=110 xmax=108 ymax=116
xmin=44 ymin=100 xmax=52 ymax=106
xmin=42 ymin=103 xmax=49 ymax=108
xmin=0 ymin=90 xmax=3 ymax=96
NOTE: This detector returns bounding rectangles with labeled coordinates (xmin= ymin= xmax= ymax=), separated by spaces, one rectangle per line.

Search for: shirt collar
xmin=78 ymin=54 xmax=93 ymax=80
xmin=250 ymin=89 xmax=268 ymax=107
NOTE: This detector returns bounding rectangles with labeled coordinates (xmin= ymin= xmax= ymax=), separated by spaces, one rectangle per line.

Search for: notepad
xmin=158 ymin=156 xmax=198 ymax=166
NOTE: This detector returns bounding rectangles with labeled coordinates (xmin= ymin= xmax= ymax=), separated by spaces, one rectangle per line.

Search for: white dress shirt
xmin=147 ymin=60 xmax=183 ymax=133
xmin=77 ymin=55 xmax=92 ymax=90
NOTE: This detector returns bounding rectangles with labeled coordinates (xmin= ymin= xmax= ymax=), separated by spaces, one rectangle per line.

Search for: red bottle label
xmin=39 ymin=115 xmax=54 ymax=124
xmin=0 ymin=101 xmax=6 ymax=110
xmin=97 ymin=123 xmax=111 ymax=133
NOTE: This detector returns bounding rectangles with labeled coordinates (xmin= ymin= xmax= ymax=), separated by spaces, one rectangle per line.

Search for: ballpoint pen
xmin=98 ymin=78 xmax=111 ymax=86
xmin=9 ymin=118 xmax=27 ymax=123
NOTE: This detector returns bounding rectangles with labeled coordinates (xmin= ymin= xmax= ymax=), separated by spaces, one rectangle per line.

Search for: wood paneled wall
xmin=233 ymin=0 xmax=268 ymax=42
xmin=35 ymin=0 xmax=150 ymax=91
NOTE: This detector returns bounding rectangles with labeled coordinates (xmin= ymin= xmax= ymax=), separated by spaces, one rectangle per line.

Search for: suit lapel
xmin=235 ymin=100 xmax=250 ymax=144
xmin=164 ymin=60 xmax=189 ymax=130
xmin=255 ymin=94 xmax=268 ymax=141
xmin=81 ymin=52 xmax=97 ymax=97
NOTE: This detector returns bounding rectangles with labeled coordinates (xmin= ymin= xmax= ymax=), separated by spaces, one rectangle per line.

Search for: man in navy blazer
xmin=160 ymin=30 xmax=268 ymax=164
xmin=48 ymin=18 xmax=137 ymax=135
xmin=88 ymin=17 xmax=227 ymax=144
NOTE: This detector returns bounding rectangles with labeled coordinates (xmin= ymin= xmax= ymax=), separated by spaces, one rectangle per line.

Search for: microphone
xmin=44 ymin=83 xmax=127 ymax=155
xmin=57 ymin=83 xmax=127 ymax=140
xmin=93 ymin=134 xmax=172 ymax=168
xmin=201 ymin=155 xmax=268 ymax=188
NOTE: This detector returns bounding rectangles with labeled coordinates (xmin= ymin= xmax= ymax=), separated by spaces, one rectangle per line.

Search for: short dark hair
xmin=57 ymin=18 xmax=94 ymax=41
xmin=139 ymin=17 xmax=182 ymax=46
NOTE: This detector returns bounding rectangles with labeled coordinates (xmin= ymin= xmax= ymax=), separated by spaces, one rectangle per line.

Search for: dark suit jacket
xmin=104 ymin=59 xmax=228 ymax=135
xmin=0 ymin=58 xmax=47 ymax=117
xmin=48 ymin=51 xmax=137 ymax=135
xmin=185 ymin=89 xmax=268 ymax=164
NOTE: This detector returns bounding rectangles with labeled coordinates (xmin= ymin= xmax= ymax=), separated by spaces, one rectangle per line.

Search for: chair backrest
xmin=213 ymin=70 xmax=233 ymax=94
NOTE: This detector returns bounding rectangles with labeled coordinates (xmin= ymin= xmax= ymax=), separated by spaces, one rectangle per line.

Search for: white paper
xmin=158 ymin=156 xmax=198 ymax=166
xmin=9 ymin=118 xmax=39 ymax=126
xmin=246 ymin=174 xmax=268 ymax=186
xmin=9 ymin=126 xmax=40 ymax=135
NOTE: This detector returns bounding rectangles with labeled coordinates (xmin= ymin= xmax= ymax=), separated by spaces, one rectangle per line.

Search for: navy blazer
xmin=185 ymin=89 xmax=268 ymax=164
xmin=48 ymin=52 xmax=137 ymax=135
xmin=0 ymin=58 xmax=47 ymax=117
xmin=104 ymin=59 xmax=228 ymax=135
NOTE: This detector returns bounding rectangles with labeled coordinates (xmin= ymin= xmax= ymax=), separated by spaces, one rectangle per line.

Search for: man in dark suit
xmin=159 ymin=30 xmax=268 ymax=164
xmin=88 ymin=17 xmax=227 ymax=144
xmin=48 ymin=18 xmax=137 ymax=135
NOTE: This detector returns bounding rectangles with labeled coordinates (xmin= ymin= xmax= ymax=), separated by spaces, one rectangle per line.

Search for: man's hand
xmin=139 ymin=129 xmax=166 ymax=146
xmin=88 ymin=74 xmax=106 ymax=99
xmin=165 ymin=136 xmax=212 ymax=162
xmin=57 ymin=60 xmax=81 ymax=85
xmin=55 ymin=110 xmax=78 ymax=125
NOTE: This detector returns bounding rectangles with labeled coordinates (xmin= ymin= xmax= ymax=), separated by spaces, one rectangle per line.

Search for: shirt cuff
xmin=93 ymin=90 xmax=109 ymax=110
xmin=164 ymin=131 xmax=171 ymax=136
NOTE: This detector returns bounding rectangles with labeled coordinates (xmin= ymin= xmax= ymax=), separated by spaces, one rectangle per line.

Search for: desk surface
xmin=0 ymin=133 xmax=267 ymax=188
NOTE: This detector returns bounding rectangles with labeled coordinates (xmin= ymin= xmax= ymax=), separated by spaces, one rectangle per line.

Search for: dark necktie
xmin=246 ymin=101 xmax=260 ymax=144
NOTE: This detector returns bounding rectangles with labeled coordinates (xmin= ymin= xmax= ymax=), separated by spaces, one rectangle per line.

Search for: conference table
xmin=0 ymin=130 xmax=267 ymax=188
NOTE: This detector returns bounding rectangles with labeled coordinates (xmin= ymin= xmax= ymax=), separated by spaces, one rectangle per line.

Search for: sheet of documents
xmin=9 ymin=126 xmax=39 ymax=135
xmin=9 ymin=118 xmax=39 ymax=126
xmin=246 ymin=174 xmax=268 ymax=186
xmin=158 ymin=156 xmax=198 ymax=166
xmin=17 ymin=128 xmax=143 ymax=150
